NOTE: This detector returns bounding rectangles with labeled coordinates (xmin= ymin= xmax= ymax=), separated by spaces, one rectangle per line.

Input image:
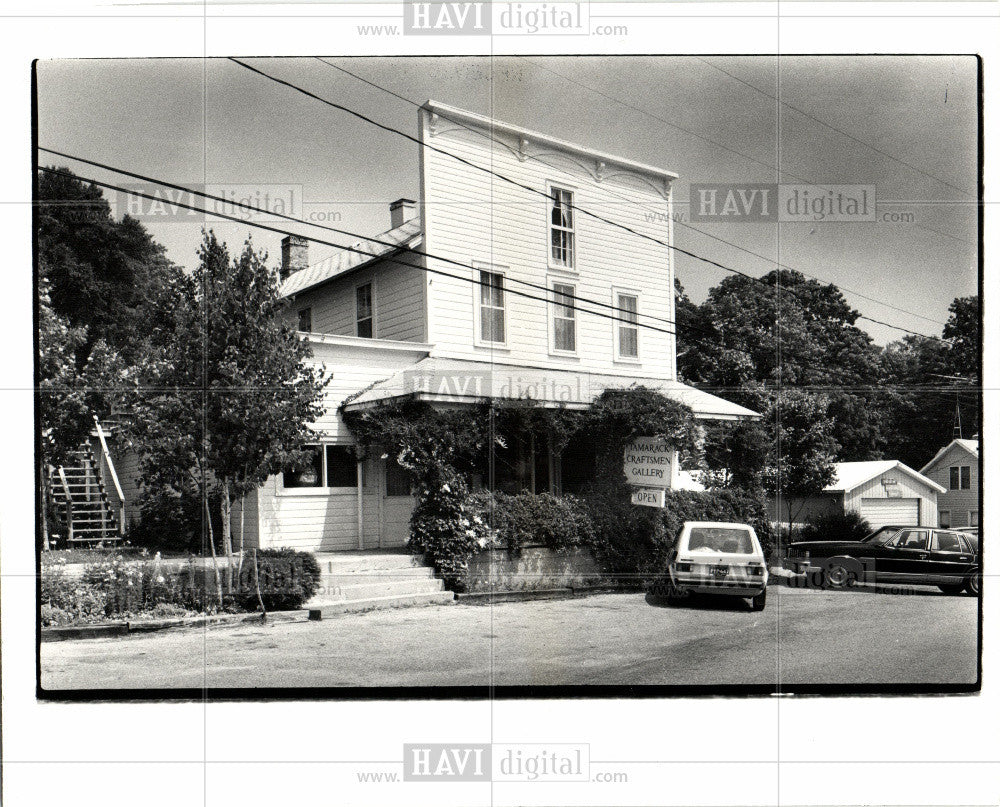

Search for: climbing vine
xmin=340 ymin=387 xmax=704 ymax=589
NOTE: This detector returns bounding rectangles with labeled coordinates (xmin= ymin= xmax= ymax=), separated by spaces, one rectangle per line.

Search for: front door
xmin=379 ymin=456 xmax=415 ymax=549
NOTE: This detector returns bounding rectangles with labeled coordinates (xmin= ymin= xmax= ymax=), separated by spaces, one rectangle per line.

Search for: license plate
xmin=713 ymin=565 xmax=729 ymax=578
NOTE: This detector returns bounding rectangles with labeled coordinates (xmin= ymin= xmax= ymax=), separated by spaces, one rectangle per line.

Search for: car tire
xmin=750 ymin=590 xmax=766 ymax=611
xmin=965 ymin=570 xmax=980 ymax=596
xmin=823 ymin=561 xmax=858 ymax=589
xmin=938 ymin=583 xmax=965 ymax=595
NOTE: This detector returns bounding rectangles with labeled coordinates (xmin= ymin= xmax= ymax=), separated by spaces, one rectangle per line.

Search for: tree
xmin=677 ymin=269 xmax=881 ymax=389
xmin=759 ymin=389 xmax=840 ymax=548
xmin=879 ymin=295 xmax=981 ymax=468
xmin=943 ymin=295 xmax=979 ymax=381
xmin=37 ymin=167 xmax=183 ymax=367
xmin=130 ymin=232 xmax=328 ymax=603
xmin=37 ymin=279 xmax=127 ymax=547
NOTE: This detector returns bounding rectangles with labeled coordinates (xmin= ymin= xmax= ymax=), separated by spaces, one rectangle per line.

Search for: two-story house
xmin=244 ymin=101 xmax=757 ymax=553
xmin=921 ymin=438 xmax=980 ymax=529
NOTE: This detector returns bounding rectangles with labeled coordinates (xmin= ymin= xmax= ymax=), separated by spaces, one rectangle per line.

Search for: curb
xmin=41 ymin=609 xmax=307 ymax=642
xmin=455 ymin=585 xmax=637 ymax=604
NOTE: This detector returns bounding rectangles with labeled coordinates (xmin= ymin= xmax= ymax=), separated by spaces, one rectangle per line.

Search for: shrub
xmin=408 ymin=469 xmax=492 ymax=591
xmin=468 ymin=491 xmax=596 ymax=553
xmin=125 ymin=488 xmax=223 ymax=554
xmin=800 ymin=510 xmax=872 ymax=544
xmin=235 ymin=548 xmax=321 ymax=612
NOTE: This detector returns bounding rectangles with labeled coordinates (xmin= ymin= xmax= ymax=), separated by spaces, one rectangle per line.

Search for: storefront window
xmin=282 ymin=446 xmax=323 ymax=488
xmin=325 ymin=445 xmax=358 ymax=488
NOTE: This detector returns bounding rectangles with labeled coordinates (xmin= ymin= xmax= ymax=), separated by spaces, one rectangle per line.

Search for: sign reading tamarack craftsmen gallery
xmin=623 ymin=437 xmax=675 ymax=484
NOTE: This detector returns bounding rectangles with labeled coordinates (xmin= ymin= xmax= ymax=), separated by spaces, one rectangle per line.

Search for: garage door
xmin=860 ymin=498 xmax=920 ymax=529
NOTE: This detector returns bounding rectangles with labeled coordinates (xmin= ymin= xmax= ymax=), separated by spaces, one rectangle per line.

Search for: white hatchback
xmin=665 ymin=521 xmax=769 ymax=611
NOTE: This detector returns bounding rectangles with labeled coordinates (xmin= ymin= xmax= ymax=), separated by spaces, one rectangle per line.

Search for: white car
xmin=665 ymin=521 xmax=769 ymax=611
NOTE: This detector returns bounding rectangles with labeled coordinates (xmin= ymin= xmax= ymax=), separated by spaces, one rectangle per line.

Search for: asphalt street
xmin=40 ymin=583 xmax=978 ymax=690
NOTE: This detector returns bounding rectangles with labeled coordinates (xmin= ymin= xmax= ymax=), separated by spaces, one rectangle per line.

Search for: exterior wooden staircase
xmin=48 ymin=417 xmax=126 ymax=545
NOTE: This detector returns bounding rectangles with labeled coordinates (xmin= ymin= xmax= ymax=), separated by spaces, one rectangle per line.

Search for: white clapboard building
xmin=202 ymin=102 xmax=759 ymax=552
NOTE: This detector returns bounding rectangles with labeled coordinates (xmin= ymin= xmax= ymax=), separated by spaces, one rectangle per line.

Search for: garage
xmin=859 ymin=498 xmax=920 ymax=529
xmin=774 ymin=460 xmax=944 ymax=529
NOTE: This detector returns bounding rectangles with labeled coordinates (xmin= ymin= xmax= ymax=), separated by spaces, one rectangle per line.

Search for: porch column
xmin=669 ymin=450 xmax=679 ymax=490
xmin=356 ymin=457 xmax=364 ymax=550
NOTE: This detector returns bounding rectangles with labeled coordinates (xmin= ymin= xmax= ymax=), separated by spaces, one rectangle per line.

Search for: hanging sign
xmin=623 ymin=437 xmax=674 ymax=485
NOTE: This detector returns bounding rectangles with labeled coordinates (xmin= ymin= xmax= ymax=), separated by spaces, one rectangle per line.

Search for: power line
xmin=518 ymin=56 xmax=957 ymax=326
xmin=38 ymin=147 xmax=676 ymax=331
xmin=695 ymin=56 xmax=971 ymax=196
xmin=38 ymin=165 xmax=933 ymax=392
xmin=36 ymin=165 xmax=676 ymax=337
xmin=234 ymin=57 xmax=952 ymax=345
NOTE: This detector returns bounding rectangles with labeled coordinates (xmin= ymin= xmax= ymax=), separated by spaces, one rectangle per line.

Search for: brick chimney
xmin=389 ymin=198 xmax=417 ymax=230
xmin=280 ymin=234 xmax=309 ymax=281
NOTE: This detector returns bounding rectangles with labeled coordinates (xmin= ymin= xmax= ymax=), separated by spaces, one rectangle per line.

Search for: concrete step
xmin=314 ymin=577 xmax=445 ymax=601
xmin=313 ymin=551 xmax=428 ymax=574
xmin=305 ymin=590 xmax=454 ymax=617
xmin=317 ymin=567 xmax=438 ymax=585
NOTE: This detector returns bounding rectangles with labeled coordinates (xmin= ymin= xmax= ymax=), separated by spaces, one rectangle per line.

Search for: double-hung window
xmin=551 ymin=282 xmax=577 ymax=353
xmin=550 ymin=187 xmax=575 ymax=269
xmin=949 ymin=465 xmax=971 ymax=490
xmin=615 ymin=292 xmax=639 ymax=359
xmin=478 ymin=270 xmax=506 ymax=344
xmin=297 ymin=307 xmax=312 ymax=333
xmin=356 ymin=283 xmax=374 ymax=338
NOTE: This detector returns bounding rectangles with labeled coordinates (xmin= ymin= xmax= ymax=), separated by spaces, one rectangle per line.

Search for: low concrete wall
xmin=464 ymin=545 xmax=605 ymax=593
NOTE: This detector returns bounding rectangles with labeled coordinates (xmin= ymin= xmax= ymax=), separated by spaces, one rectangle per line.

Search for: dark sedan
xmin=783 ymin=526 xmax=980 ymax=595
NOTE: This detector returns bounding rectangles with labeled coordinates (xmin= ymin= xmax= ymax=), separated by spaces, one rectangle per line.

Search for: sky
xmin=35 ymin=55 xmax=979 ymax=344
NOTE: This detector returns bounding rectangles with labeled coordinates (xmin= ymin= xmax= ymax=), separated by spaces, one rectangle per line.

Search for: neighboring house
xmin=112 ymin=101 xmax=758 ymax=552
xmin=920 ymin=439 xmax=980 ymax=529
xmin=773 ymin=461 xmax=944 ymax=530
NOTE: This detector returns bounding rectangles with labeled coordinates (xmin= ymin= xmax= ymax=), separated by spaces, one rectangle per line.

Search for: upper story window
xmin=549 ymin=187 xmax=575 ymax=269
xmin=478 ymin=270 xmax=506 ymax=344
xmin=356 ymin=283 xmax=374 ymax=338
xmin=297 ymin=307 xmax=312 ymax=333
xmin=551 ymin=282 xmax=577 ymax=353
xmin=615 ymin=292 xmax=639 ymax=360
xmin=949 ymin=465 xmax=971 ymax=490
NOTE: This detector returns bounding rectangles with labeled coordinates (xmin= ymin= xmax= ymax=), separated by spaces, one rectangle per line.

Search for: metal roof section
xmin=824 ymin=460 xmax=946 ymax=494
xmin=339 ymin=357 xmax=759 ymax=420
xmin=279 ymin=218 xmax=423 ymax=298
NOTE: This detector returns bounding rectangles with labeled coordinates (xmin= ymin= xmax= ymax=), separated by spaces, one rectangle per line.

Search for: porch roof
xmin=339 ymin=358 xmax=759 ymax=420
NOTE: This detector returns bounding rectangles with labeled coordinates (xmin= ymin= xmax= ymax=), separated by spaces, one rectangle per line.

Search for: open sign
xmin=631 ymin=488 xmax=666 ymax=508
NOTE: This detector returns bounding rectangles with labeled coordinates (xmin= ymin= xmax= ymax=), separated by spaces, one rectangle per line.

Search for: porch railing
xmin=93 ymin=415 xmax=125 ymax=535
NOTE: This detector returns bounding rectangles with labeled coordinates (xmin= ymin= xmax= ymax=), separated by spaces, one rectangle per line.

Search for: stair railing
xmin=56 ymin=465 xmax=74 ymax=543
xmin=93 ymin=415 xmax=125 ymax=535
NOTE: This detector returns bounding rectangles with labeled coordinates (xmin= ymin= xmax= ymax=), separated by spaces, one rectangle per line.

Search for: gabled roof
xmin=279 ymin=218 xmax=423 ymax=298
xmin=824 ymin=460 xmax=946 ymax=494
xmin=920 ymin=438 xmax=980 ymax=474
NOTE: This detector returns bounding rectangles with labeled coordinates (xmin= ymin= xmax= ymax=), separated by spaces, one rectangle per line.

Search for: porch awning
xmin=340 ymin=358 xmax=759 ymax=420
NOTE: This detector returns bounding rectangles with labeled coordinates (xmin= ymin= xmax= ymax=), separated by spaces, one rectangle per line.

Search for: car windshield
xmin=686 ymin=527 xmax=754 ymax=554
xmin=862 ymin=527 xmax=902 ymax=545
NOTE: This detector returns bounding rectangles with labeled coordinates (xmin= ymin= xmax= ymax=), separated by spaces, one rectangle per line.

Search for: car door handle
xmin=917 ymin=553 xmax=928 ymax=559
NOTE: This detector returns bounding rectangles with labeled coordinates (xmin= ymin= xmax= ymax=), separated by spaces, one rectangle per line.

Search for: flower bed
xmin=40 ymin=548 xmax=320 ymax=627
